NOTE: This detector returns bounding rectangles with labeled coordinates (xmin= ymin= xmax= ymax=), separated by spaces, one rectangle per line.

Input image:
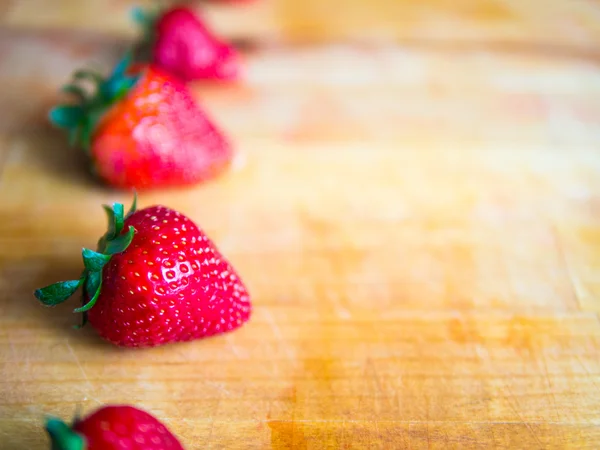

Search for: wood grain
xmin=1 ymin=0 xmax=600 ymax=47
xmin=1 ymin=0 xmax=600 ymax=448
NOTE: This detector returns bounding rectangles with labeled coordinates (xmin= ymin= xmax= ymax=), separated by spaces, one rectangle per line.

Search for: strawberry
xmin=49 ymin=54 xmax=233 ymax=190
xmin=34 ymin=195 xmax=252 ymax=348
xmin=46 ymin=404 xmax=184 ymax=449
xmin=132 ymin=5 xmax=241 ymax=82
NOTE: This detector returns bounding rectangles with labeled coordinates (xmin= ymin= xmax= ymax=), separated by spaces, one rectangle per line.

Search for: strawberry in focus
xmin=132 ymin=5 xmax=241 ymax=82
xmin=34 ymin=196 xmax=252 ymax=348
xmin=46 ymin=404 xmax=184 ymax=449
xmin=49 ymin=55 xmax=233 ymax=190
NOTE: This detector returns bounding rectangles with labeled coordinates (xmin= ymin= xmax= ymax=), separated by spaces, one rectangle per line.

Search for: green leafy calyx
xmin=130 ymin=3 xmax=165 ymax=61
xmin=46 ymin=417 xmax=86 ymax=450
xmin=34 ymin=194 xmax=138 ymax=320
xmin=48 ymin=52 xmax=141 ymax=151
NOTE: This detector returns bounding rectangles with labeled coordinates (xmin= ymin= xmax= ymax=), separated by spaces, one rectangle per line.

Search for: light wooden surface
xmin=2 ymin=0 xmax=600 ymax=448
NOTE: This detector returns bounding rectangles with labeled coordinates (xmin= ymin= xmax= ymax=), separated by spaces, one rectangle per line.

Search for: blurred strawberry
xmin=49 ymin=54 xmax=233 ymax=189
xmin=46 ymin=404 xmax=185 ymax=449
xmin=132 ymin=4 xmax=241 ymax=82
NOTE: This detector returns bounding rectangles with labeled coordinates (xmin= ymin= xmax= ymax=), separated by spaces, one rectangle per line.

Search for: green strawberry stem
xmin=131 ymin=4 xmax=161 ymax=37
xmin=48 ymin=52 xmax=140 ymax=152
xmin=46 ymin=417 xmax=85 ymax=450
xmin=34 ymin=194 xmax=138 ymax=320
xmin=130 ymin=3 xmax=164 ymax=62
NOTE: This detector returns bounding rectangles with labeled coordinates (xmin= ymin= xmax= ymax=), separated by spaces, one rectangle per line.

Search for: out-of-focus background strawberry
xmin=1 ymin=0 xmax=600 ymax=448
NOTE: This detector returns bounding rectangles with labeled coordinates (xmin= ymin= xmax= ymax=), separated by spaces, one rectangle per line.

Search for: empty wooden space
xmin=0 ymin=0 xmax=600 ymax=448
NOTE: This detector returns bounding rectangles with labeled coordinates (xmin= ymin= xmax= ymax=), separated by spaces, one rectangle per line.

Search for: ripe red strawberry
xmin=46 ymin=404 xmax=184 ymax=449
xmin=49 ymin=54 xmax=233 ymax=190
xmin=34 ymin=196 xmax=251 ymax=347
xmin=133 ymin=5 xmax=241 ymax=82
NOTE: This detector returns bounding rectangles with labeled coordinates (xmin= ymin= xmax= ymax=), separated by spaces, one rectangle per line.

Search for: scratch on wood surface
xmin=425 ymin=394 xmax=431 ymax=450
xmin=575 ymin=354 xmax=600 ymax=395
xmin=206 ymin=381 xmax=232 ymax=397
xmin=66 ymin=341 xmax=88 ymax=384
xmin=224 ymin=334 xmax=244 ymax=360
xmin=551 ymin=224 xmax=579 ymax=309
xmin=264 ymin=308 xmax=294 ymax=360
xmin=323 ymin=289 xmax=351 ymax=321
xmin=488 ymin=421 xmax=499 ymax=450
xmin=467 ymin=421 xmax=498 ymax=450
xmin=66 ymin=340 xmax=101 ymax=406
xmin=540 ymin=354 xmax=561 ymax=423
xmin=206 ymin=395 xmax=221 ymax=448
xmin=365 ymin=357 xmax=384 ymax=395
xmin=503 ymin=384 xmax=544 ymax=448
xmin=367 ymin=417 xmax=377 ymax=449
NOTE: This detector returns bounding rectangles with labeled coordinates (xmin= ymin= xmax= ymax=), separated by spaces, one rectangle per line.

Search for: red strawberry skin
xmin=91 ymin=65 xmax=233 ymax=190
xmin=88 ymin=205 xmax=251 ymax=347
xmin=72 ymin=405 xmax=184 ymax=449
xmin=153 ymin=7 xmax=240 ymax=81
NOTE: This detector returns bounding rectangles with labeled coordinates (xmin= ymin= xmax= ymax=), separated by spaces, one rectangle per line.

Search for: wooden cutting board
xmin=1 ymin=0 xmax=600 ymax=448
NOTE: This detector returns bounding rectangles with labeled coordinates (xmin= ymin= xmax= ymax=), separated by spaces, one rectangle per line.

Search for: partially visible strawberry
xmin=133 ymin=5 xmax=241 ymax=82
xmin=34 ymin=195 xmax=252 ymax=348
xmin=49 ymin=54 xmax=233 ymax=190
xmin=46 ymin=404 xmax=184 ymax=449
